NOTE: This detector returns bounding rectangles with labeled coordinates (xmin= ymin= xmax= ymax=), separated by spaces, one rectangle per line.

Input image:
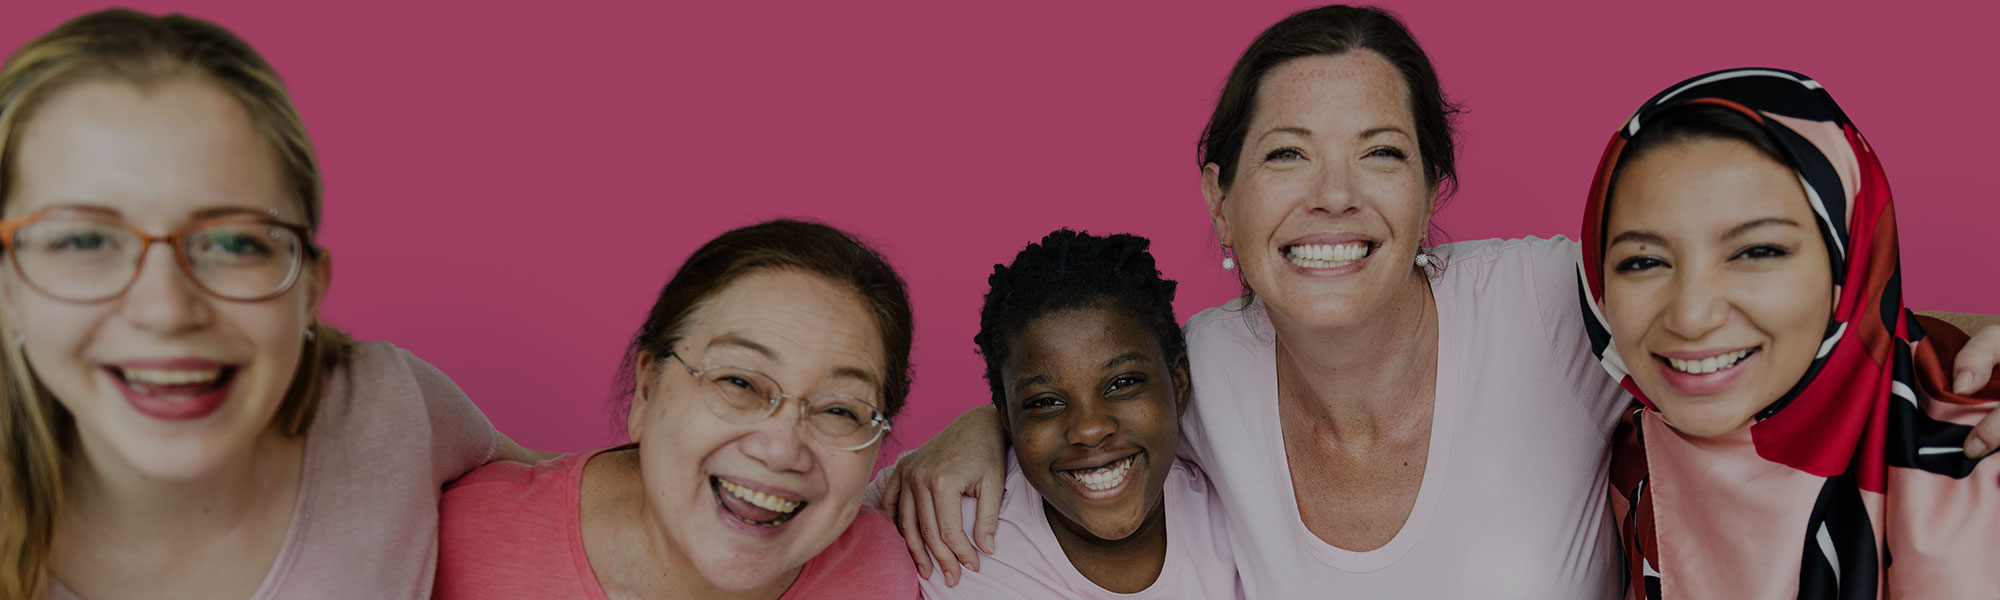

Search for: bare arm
xmin=493 ymin=431 xmax=563 ymax=464
xmin=874 ymin=404 xmax=1008 ymax=587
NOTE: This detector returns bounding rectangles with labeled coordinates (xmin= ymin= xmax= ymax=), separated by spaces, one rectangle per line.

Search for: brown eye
xmin=1615 ymin=256 xmax=1667 ymax=273
xmin=1732 ymin=244 xmax=1790 ymax=261
xmin=1265 ymin=148 xmax=1303 ymax=161
xmin=1366 ymin=146 xmax=1408 ymax=160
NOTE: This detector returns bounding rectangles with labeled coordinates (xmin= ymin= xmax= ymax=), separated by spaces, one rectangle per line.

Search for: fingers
xmin=938 ymin=484 xmax=980 ymax=574
xmin=913 ymin=486 xmax=962 ymax=586
xmin=1953 ymin=326 xmax=1999 ymax=395
xmin=973 ymin=474 xmax=1003 ymax=555
xmin=897 ymin=489 xmax=930 ymax=580
xmin=1957 ymin=326 xmax=2000 ymax=458
xmin=876 ymin=468 xmax=904 ymax=512
xmin=1967 ymin=414 xmax=1998 ymax=459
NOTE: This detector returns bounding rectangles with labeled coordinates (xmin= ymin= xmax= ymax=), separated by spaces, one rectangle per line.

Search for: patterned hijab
xmin=1577 ymin=68 xmax=2000 ymax=599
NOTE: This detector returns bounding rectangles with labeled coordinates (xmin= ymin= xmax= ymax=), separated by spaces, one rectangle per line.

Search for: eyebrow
xmin=1359 ymin=126 xmax=1412 ymax=141
xmin=1256 ymin=126 xmax=1313 ymax=144
xmin=1608 ymin=230 xmax=1667 ymax=248
xmin=1722 ymin=217 xmax=1803 ymax=240
xmin=1101 ymin=352 xmax=1149 ymax=370
xmin=706 ymin=332 xmax=882 ymax=389
xmin=32 ymin=203 xmax=279 ymax=221
xmin=706 ymin=333 xmax=778 ymax=360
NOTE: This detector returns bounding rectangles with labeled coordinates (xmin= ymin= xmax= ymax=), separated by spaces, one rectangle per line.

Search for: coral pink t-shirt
xmin=435 ymin=447 xmax=919 ymax=600
xmin=50 ymin=342 xmax=503 ymax=600
xmin=915 ymin=455 xmax=1242 ymax=599
xmin=1181 ymin=237 xmax=1628 ymax=598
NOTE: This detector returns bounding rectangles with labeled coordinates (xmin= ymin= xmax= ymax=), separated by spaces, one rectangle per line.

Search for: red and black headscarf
xmin=1577 ymin=68 xmax=2000 ymax=599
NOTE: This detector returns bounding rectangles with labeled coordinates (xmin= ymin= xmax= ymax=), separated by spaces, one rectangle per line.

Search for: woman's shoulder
xmin=1433 ymin=235 xmax=1578 ymax=277
xmin=442 ymin=450 xmax=590 ymax=521
xmin=790 ymin=507 xmax=920 ymax=597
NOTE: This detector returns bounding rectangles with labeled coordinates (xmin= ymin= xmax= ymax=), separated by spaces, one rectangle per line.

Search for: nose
xmin=1064 ymin=398 xmax=1118 ymax=448
xmin=738 ymin=396 xmax=816 ymax=473
xmin=118 ymin=242 xmax=211 ymax=334
xmin=1307 ymin=158 xmax=1360 ymax=216
xmin=1661 ymin=266 xmax=1727 ymax=341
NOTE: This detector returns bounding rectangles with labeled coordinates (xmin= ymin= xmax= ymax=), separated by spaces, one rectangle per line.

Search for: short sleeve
xmin=396 ymin=348 xmax=502 ymax=486
xmin=1521 ymin=236 xmax=1630 ymax=438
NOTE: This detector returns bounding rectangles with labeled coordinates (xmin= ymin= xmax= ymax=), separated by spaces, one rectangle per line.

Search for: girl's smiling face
xmin=1603 ymin=136 xmax=1834 ymax=437
xmin=0 ymin=78 xmax=324 ymax=482
xmin=998 ymin=306 xmax=1189 ymax=543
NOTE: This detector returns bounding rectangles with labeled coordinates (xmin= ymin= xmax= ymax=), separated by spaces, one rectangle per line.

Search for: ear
xmin=627 ymin=351 xmax=658 ymax=439
xmin=1171 ymin=353 xmax=1192 ymax=417
xmin=1201 ymin=163 xmax=1233 ymax=248
xmin=305 ymin=249 xmax=333 ymax=321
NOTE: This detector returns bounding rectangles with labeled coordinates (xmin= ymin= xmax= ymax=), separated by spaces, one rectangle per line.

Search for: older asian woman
xmin=436 ymin=220 xmax=920 ymax=599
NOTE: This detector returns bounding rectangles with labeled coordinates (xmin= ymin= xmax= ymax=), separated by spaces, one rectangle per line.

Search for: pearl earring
xmin=1221 ymin=247 xmax=1236 ymax=271
xmin=1415 ymin=249 xmax=1433 ymax=268
xmin=303 ymin=326 xmax=316 ymax=342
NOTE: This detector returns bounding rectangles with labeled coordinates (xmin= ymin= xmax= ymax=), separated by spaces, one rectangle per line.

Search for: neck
xmin=1044 ymin=497 xmax=1169 ymax=594
xmin=61 ymin=426 xmax=303 ymax=542
xmin=1268 ymin=269 xmax=1439 ymax=439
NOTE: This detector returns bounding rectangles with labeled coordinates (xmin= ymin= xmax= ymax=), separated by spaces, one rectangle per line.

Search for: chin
xmin=1653 ymin=401 xmax=1759 ymax=438
xmin=693 ymin=545 xmax=811 ymax=592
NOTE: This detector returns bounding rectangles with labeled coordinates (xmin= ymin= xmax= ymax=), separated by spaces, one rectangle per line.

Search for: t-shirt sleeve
xmin=397 ymin=348 xmax=503 ymax=486
xmin=1522 ymin=236 xmax=1630 ymax=438
xmin=789 ymin=508 xmax=921 ymax=599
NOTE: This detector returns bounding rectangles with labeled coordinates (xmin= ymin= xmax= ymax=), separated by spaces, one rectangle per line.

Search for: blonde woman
xmin=0 ymin=10 xmax=540 ymax=599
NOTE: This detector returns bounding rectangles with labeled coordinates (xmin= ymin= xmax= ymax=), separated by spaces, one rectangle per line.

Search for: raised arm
xmin=874 ymin=404 xmax=1008 ymax=586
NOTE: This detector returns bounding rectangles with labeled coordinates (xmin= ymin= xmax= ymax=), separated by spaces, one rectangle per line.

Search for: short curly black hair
xmin=974 ymin=229 xmax=1185 ymax=408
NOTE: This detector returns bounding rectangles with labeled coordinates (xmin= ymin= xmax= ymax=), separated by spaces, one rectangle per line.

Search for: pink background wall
xmin=5 ymin=1 xmax=1995 ymax=461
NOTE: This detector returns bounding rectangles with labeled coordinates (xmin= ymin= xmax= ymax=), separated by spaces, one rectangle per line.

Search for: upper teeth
xmin=1666 ymin=349 xmax=1753 ymax=375
xmin=718 ymin=478 xmax=800 ymax=514
xmin=123 ymin=368 xmax=221 ymax=386
xmin=1286 ymin=242 xmax=1369 ymax=268
xmin=1066 ymin=456 xmax=1135 ymax=491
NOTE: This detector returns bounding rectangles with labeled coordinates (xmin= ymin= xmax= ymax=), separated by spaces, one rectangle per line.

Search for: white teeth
xmin=122 ymin=368 xmax=221 ymax=386
xmin=1285 ymin=242 xmax=1370 ymax=269
xmin=717 ymin=478 xmax=800 ymax=514
xmin=1065 ymin=456 xmax=1136 ymax=491
xmin=1666 ymin=349 xmax=1754 ymax=375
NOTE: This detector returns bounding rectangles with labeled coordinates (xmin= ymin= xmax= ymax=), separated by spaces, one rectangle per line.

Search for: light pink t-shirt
xmin=915 ymin=455 xmax=1242 ymax=600
xmin=1182 ymin=237 xmax=1628 ymax=598
xmin=51 ymin=342 xmax=503 ymax=600
xmin=435 ymin=447 xmax=920 ymax=600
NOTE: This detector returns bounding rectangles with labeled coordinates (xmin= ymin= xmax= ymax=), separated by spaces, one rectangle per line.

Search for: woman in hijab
xmin=1581 ymin=67 xmax=2000 ymax=599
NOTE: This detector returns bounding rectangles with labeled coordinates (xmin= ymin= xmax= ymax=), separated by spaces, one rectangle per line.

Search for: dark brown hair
xmin=1197 ymin=5 xmax=1462 ymax=209
xmin=613 ymin=219 xmax=915 ymax=428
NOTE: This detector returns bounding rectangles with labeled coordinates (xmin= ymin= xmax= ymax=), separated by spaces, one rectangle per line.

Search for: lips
xmin=1652 ymin=347 xmax=1760 ymax=396
xmin=712 ymin=476 xmax=807 ymax=528
xmin=1056 ymin=452 xmax=1143 ymax=500
xmin=104 ymin=360 xmax=236 ymax=421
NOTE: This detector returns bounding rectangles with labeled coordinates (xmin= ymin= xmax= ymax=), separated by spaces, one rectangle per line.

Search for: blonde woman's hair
xmin=0 ymin=9 xmax=352 ymax=597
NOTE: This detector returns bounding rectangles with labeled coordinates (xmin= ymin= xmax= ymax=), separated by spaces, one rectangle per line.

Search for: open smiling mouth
xmin=105 ymin=365 xmax=236 ymax=398
xmin=1061 ymin=454 xmax=1138 ymax=492
xmin=1284 ymin=241 xmax=1375 ymax=269
xmin=712 ymin=477 xmax=807 ymax=527
xmin=1657 ymin=347 xmax=1760 ymax=375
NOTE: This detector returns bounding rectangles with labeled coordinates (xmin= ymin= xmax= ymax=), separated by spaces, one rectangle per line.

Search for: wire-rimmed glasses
xmin=666 ymin=352 xmax=891 ymax=451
